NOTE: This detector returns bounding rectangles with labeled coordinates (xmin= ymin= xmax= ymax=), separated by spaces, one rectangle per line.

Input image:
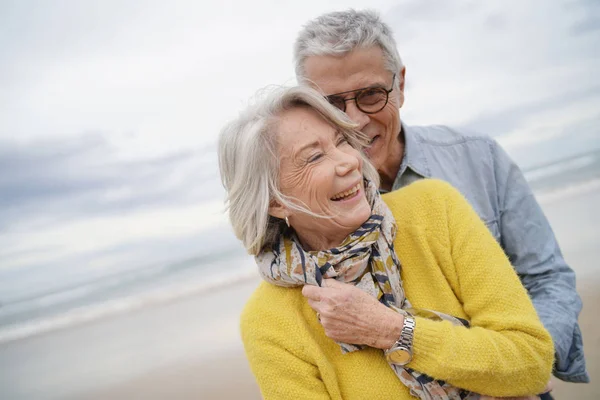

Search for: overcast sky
xmin=0 ymin=0 xmax=599 ymax=300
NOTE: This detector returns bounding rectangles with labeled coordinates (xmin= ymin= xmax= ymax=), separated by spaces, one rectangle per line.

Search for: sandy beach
xmin=0 ymin=184 xmax=598 ymax=400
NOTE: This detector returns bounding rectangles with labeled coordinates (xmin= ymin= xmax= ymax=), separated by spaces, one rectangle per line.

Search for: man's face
xmin=303 ymin=46 xmax=405 ymax=171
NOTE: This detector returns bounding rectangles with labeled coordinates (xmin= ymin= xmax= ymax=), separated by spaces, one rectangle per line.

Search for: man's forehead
xmin=303 ymin=47 xmax=389 ymax=95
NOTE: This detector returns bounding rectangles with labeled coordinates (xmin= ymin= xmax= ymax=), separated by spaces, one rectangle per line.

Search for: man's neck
xmin=378 ymin=128 xmax=405 ymax=192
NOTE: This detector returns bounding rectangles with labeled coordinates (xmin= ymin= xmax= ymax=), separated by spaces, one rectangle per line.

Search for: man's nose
xmin=344 ymin=101 xmax=370 ymax=131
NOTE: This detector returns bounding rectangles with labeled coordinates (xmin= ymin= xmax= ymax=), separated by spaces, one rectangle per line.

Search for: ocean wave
xmin=0 ymin=268 xmax=259 ymax=345
xmin=0 ymin=248 xmax=250 ymax=322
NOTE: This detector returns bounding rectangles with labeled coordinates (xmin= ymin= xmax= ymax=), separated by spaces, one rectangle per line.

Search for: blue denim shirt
xmin=392 ymin=124 xmax=589 ymax=383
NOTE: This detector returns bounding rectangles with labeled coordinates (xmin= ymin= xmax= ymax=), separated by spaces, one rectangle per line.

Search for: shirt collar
xmin=399 ymin=123 xmax=430 ymax=179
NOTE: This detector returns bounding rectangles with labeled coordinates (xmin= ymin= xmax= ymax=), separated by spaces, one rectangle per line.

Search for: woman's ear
xmin=268 ymin=199 xmax=287 ymax=220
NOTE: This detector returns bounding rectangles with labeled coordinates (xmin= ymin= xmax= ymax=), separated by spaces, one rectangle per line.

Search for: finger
xmin=302 ymin=285 xmax=322 ymax=300
xmin=307 ymin=298 xmax=321 ymax=311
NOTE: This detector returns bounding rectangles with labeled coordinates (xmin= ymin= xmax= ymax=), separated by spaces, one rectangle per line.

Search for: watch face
xmin=387 ymin=349 xmax=411 ymax=365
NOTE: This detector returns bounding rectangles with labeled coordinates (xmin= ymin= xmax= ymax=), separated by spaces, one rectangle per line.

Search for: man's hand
xmin=479 ymin=380 xmax=553 ymax=400
xmin=301 ymin=278 xmax=403 ymax=349
xmin=480 ymin=396 xmax=539 ymax=400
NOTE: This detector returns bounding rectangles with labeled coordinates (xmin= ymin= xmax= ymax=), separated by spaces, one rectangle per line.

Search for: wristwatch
xmin=384 ymin=313 xmax=416 ymax=365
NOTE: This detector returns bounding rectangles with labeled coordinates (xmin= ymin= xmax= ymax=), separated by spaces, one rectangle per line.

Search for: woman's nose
xmin=334 ymin=151 xmax=360 ymax=176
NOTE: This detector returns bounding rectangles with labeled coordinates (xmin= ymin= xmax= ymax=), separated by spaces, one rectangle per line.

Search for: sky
xmin=0 ymin=0 xmax=599 ymax=301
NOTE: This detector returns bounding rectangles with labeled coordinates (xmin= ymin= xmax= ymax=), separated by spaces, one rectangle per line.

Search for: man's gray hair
xmin=218 ymin=85 xmax=380 ymax=255
xmin=294 ymin=9 xmax=403 ymax=84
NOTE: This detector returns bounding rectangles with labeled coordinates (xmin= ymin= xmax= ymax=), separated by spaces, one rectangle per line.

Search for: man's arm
xmin=492 ymin=141 xmax=589 ymax=383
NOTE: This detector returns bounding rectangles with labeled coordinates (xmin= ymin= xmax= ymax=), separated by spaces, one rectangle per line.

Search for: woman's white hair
xmin=294 ymin=9 xmax=403 ymax=87
xmin=218 ymin=85 xmax=380 ymax=255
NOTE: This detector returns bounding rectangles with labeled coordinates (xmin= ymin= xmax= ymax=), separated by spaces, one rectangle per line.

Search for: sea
xmin=1 ymin=149 xmax=599 ymax=345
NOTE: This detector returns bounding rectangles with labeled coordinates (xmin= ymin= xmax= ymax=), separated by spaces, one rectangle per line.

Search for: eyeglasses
xmin=325 ymin=74 xmax=396 ymax=114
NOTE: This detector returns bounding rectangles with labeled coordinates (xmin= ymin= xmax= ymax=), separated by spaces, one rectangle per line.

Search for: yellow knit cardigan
xmin=241 ymin=179 xmax=554 ymax=399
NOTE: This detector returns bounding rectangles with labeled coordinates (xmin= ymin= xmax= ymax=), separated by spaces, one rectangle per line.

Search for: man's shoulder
xmin=408 ymin=124 xmax=497 ymax=148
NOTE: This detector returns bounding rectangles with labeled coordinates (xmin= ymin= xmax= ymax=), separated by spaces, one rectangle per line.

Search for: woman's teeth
xmin=331 ymin=183 xmax=361 ymax=201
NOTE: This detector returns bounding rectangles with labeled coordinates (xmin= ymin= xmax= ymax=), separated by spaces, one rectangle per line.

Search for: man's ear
xmin=396 ymin=66 xmax=407 ymax=108
xmin=268 ymin=199 xmax=287 ymax=220
xmin=399 ymin=66 xmax=406 ymax=92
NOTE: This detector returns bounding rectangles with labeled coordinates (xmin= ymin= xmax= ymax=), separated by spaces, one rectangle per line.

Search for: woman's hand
xmin=302 ymin=278 xmax=404 ymax=349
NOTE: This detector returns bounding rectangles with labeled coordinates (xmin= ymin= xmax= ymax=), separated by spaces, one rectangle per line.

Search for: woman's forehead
xmin=276 ymin=107 xmax=337 ymax=148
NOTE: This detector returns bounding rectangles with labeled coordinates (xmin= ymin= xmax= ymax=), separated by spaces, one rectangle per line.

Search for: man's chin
xmin=364 ymin=141 xmax=382 ymax=162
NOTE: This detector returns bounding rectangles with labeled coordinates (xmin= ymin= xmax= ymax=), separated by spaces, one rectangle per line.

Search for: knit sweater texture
xmin=241 ymin=179 xmax=554 ymax=399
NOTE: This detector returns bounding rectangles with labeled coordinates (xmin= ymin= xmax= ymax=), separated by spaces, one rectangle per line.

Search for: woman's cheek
xmin=349 ymin=149 xmax=363 ymax=170
xmin=292 ymin=167 xmax=321 ymax=203
xmin=281 ymin=164 xmax=311 ymax=192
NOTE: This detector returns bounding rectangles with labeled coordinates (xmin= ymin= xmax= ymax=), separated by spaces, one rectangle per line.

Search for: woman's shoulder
xmin=241 ymin=281 xmax=304 ymax=335
xmin=243 ymin=280 xmax=303 ymax=309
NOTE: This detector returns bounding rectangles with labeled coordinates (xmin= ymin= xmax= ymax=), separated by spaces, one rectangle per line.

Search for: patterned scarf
xmin=256 ymin=179 xmax=479 ymax=400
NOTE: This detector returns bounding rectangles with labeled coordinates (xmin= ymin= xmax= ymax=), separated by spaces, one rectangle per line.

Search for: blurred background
xmin=0 ymin=0 xmax=598 ymax=399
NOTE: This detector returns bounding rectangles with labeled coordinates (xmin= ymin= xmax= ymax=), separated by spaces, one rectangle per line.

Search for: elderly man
xmin=294 ymin=9 xmax=588 ymax=384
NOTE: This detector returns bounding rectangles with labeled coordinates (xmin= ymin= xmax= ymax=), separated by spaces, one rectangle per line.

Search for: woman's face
xmin=271 ymin=106 xmax=372 ymax=250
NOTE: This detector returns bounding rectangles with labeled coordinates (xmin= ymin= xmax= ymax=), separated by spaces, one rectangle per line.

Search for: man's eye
xmin=327 ymin=96 xmax=346 ymax=110
xmin=358 ymin=88 xmax=386 ymax=105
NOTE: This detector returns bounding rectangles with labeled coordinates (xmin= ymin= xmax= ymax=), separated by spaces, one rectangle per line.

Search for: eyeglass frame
xmin=325 ymin=74 xmax=396 ymax=114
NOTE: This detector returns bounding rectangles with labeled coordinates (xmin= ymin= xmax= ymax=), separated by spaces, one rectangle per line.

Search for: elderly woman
xmin=218 ymin=86 xmax=554 ymax=400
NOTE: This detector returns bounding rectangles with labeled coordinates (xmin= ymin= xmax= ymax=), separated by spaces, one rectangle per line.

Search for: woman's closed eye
xmin=307 ymin=152 xmax=324 ymax=163
xmin=306 ymin=137 xmax=348 ymax=163
xmin=336 ymin=136 xmax=349 ymax=146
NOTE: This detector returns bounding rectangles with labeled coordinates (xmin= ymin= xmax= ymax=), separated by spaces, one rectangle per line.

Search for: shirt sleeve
xmin=491 ymin=141 xmax=589 ymax=382
xmin=407 ymin=180 xmax=555 ymax=397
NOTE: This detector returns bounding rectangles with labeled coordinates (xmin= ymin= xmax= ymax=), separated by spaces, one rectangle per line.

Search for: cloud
xmin=0 ymin=134 xmax=222 ymax=228
xmin=385 ymin=0 xmax=600 ymax=169
xmin=565 ymin=0 xmax=600 ymax=35
xmin=0 ymin=0 xmax=396 ymax=156
xmin=460 ymin=85 xmax=600 ymax=137
xmin=0 ymin=133 xmax=233 ymax=278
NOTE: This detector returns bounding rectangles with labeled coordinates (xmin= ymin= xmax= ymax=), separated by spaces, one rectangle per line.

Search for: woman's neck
xmin=295 ymin=229 xmax=349 ymax=252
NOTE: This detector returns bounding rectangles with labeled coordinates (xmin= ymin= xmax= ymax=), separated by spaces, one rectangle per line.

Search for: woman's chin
xmin=332 ymin=197 xmax=371 ymax=229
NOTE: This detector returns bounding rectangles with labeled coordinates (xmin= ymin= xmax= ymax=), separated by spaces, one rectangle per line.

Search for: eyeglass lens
xmin=329 ymin=87 xmax=389 ymax=114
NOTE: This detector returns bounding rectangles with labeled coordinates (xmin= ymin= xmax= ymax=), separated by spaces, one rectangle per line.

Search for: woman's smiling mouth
xmin=331 ymin=183 xmax=361 ymax=201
